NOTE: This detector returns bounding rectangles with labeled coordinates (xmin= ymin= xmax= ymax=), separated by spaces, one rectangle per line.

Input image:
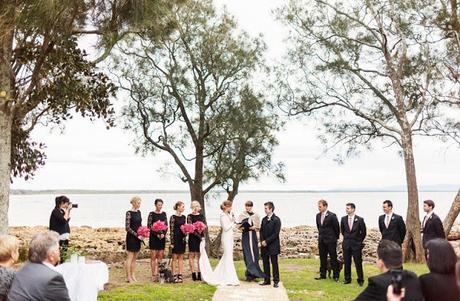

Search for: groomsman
xmin=340 ymin=203 xmax=366 ymax=286
xmin=378 ymin=200 xmax=406 ymax=246
xmin=259 ymin=202 xmax=281 ymax=288
xmin=421 ymin=199 xmax=445 ymax=249
xmin=315 ymin=199 xmax=340 ymax=281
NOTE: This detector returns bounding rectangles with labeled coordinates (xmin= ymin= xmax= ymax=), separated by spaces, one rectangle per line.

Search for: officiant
xmin=238 ymin=201 xmax=266 ymax=281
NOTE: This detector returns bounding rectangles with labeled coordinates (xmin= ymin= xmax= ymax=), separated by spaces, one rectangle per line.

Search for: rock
xmin=8 ymin=223 xmax=460 ymax=263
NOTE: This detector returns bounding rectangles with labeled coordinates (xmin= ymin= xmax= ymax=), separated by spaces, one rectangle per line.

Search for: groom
xmin=259 ymin=201 xmax=281 ymax=288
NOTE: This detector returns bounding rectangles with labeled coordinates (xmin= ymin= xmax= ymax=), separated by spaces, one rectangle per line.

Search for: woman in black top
xmin=170 ymin=201 xmax=186 ymax=283
xmin=49 ymin=195 xmax=71 ymax=263
xmin=125 ymin=196 xmax=142 ymax=283
xmin=419 ymin=239 xmax=459 ymax=301
xmin=187 ymin=200 xmax=205 ymax=281
xmin=147 ymin=198 xmax=168 ymax=282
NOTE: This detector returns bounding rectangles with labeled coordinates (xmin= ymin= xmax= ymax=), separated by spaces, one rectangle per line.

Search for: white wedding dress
xmin=199 ymin=212 xmax=240 ymax=286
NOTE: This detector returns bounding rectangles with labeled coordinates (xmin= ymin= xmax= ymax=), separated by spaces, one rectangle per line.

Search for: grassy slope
xmin=98 ymin=259 xmax=429 ymax=301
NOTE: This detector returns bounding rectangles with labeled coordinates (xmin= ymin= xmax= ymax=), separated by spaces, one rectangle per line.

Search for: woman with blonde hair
xmin=125 ymin=196 xmax=142 ymax=283
xmin=187 ymin=200 xmax=206 ymax=281
xmin=199 ymin=200 xmax=239 ymax=286
xmin=0 ymin=234 xmax=19 ymax=301
xmin=170 ymin=201 xmax=186 ymax=283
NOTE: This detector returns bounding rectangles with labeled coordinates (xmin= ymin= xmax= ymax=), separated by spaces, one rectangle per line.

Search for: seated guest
xmin=0 ymin=235 xmax=19 ymax=301
xmin=419 ymin=239 xmax=459 ymax=301
xmin=7 ymin=231 xmax=70 ymax=301
xmin=355 ymin=240 xmax=423 ymax=301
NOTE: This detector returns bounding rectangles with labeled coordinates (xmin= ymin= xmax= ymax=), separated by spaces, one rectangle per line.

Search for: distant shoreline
xmin=11 ymin=188 xmax=459 ymax=195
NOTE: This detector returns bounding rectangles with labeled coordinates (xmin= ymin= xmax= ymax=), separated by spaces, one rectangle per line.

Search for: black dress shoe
xmin=333 ymin=277 xmax=339 ymax=282
xmin=343 ymin=280 xmax=351 ymax=284
xmin=314 ymin=276 xmax=326 ymax=280
xmin=259 ymin=281 xmax=271 ymax=286
xmin=358 ymin=281 xmax=364 ymax=287
xmin=273 ymin=282 xmax=279 ymax=288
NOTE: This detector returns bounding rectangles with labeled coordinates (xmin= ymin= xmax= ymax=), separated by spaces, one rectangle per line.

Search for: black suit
xmin=316 ymin=211 xmax=340 ymax=279
xmin=341 ymin=215 xmax=366 ymax=283
xmin=378 ymin=213 xmax=406 ymax=246
xmin=419 ymin=272 xmax=459 ymax=301
xmin=421 ymin=213 xmax=445 ymax=248
xmin=355 ymin=270 xmax=424 ymax=301
xmin=260 ymin=214 xmax=281 ymax=284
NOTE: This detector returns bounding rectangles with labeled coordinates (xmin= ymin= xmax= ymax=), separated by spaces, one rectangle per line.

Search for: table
xmin=55 ymin=261 xmax=109 ymax=301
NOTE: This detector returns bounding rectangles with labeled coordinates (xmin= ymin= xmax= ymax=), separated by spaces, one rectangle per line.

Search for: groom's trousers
xmin=262 ymin=255 xmax=279 ymax=283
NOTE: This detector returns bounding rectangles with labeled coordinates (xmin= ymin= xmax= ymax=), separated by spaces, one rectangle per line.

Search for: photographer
xmin=355 ymin=240 xmax=423 ymax=301
xmin=49 ymin=195 xmax=74 ymax=263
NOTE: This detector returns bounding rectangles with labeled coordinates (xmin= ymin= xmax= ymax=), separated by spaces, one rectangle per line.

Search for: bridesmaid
xmin=147 ymin=198 xmax=168 ymax=282
xmin=170 ymin=201 xmax=186 ymax=283
xmin=187 ymin=200 xmax=205 ymax=281
xmin=125 ymin=196 xmax=142 ymax=283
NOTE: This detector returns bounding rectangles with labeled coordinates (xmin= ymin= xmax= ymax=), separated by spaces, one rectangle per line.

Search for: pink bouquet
xmin=151 ymin=220 xmax=168 ymax=232
xmin=137 ymin=226 xmax=150 ymax=239
xmin=193 ymin=221 xmax=207 ymax=233
xmin=180 ymin=223 xmax=195 ymax=235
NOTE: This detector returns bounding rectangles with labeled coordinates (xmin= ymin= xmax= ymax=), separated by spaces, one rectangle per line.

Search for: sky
xmin=11 ymin=0 xmax=460 ymax=192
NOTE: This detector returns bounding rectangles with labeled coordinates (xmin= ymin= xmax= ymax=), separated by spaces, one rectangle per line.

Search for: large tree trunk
xmin=0 ymin=27 xmax=13 ymax=235
xmin=0 ymin=109 xmax=12 ymax=235
xmin=443 ymin=189 xmax=460 ymax=237
xmin=401 ymin=135 xmax=424 ymax=262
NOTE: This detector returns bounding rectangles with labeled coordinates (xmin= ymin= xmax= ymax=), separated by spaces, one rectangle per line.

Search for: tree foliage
xmin=115 ymin=0 xmax=283 ymax=206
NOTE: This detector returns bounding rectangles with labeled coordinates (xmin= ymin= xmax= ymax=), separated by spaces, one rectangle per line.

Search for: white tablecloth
xmin=55 ymin=261 xmax=109 ymax=301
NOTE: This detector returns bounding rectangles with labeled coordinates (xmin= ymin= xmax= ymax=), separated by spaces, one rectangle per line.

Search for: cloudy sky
xmin=11 ymin=0 xmax=460 ymax=191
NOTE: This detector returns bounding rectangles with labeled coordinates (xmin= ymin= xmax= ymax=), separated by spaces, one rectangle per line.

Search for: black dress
xmin=147 ymin=211 xmax=168 ymax=250
xmin=187 ymin=213 xmax=205 ymax=253
xmin=125 ymin=210 xmax=142 ymax=252
xmin=170 ymin=215 xmax=186 ymax=254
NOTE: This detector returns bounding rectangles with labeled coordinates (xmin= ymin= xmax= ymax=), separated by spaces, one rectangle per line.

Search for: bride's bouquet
xmin=151 ymin=220 xmax=168 ymax=233
xmin=180 ymin=223 xmax=195 ymax=235
xmin=137 ymin=226 xmax=150 ymax=239
xmin=193 ymin=221 xmax=207 ymax=233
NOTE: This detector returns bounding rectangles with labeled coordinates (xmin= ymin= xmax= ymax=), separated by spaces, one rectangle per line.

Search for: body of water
xmin=9 ymin=191 xmax=459 ymax=228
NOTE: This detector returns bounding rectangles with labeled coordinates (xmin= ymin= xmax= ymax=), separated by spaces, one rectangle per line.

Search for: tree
xmin=115 ymin=0 xmax=283 ymax=235
xmin=276 ymin=0 xmax=460 ymax=262
xmin=0 ymin=0 xmax=184 ymax=234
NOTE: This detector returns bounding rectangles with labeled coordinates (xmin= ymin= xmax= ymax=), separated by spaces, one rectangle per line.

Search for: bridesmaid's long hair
xmin=220 ymin=200 xmax=232 ymax=212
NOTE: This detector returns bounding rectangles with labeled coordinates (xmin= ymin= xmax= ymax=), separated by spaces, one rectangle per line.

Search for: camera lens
xmin=72 ymin=204 xmax=79 ymax=208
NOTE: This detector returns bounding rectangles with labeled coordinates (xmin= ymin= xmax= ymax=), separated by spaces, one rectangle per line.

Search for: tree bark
xmin=443 ymin=189 xmax=460 ymax=237
xmin=0 ymin=26 xmax=13 ymax=234
xmin=401 ymin=135 xmax=424 ymax=262
xmin=0 ymin=109 xmax=12 ymax=235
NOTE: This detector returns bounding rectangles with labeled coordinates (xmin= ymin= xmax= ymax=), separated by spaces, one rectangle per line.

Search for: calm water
xmin=9 ymin=191 xmax=459 ymax=228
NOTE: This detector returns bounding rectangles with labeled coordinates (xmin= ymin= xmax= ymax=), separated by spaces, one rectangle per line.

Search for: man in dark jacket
xmin=341 ymin=203 xmax=366 ymax=286
xmin=7 ymin=231 xmax=70 ymax=301
xmin=315 ymin=199 xmax=340 ymax=281
xmin=259 ymin=202 xmax=281 ymax=288
xmin=355 ymin=240 xmax=423 ymax=301
xmin=421 ymin=200 xmax=445 ymax=249
xmin=378 ymin=200 xmax=406 ymax=246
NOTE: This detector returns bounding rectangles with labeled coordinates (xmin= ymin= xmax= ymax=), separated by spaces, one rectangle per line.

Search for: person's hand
xmin=386 ymin=285 xmax=405 ymax=301
xmin=261 ymin=241 xmax=267 ymax=247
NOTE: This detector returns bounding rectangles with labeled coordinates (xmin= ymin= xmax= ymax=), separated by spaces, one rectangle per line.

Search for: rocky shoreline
xmin=9 ymin=224 xmax=460 ymax=263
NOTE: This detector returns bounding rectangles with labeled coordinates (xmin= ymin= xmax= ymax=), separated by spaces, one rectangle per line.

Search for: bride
xmin=199 ymin=200 xmax=239 ymax=286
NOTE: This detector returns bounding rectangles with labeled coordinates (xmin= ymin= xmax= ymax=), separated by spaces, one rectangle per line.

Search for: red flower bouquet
xmin=151 ymin=220 xmax=167 ymax=233
xmin=180 ymin=223 xmax=195 ymax=235
xmin=193 ymin=221 xmax=207 ymax=233
xmin=137 ymin=226 xmax=150 ymax=239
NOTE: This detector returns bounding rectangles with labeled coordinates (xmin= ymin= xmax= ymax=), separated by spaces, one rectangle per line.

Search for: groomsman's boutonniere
xmin=391 ymin=216 xmax=395 ymax=220
xmin=354 ymin=218 xmax=358 ymax=222
xmin=429 ymin=216 xmax=433 ymax=220
xmin=325 ymin=213 xmax=329 ymax=217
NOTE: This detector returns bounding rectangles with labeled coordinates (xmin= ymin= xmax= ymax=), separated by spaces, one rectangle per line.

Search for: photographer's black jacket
xmin=49 ymin=208 xmax=70 ymax=235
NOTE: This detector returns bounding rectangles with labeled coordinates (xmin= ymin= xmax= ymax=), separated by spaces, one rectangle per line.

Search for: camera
xmin=390 ymin=269 xmax=403 ymax=295
xmin=71 ymin=203 xmax=79 ymax=209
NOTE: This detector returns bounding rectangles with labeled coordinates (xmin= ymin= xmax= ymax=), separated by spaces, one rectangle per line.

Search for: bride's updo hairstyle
xmin=220 ymin=200 xmax=232 ymax=211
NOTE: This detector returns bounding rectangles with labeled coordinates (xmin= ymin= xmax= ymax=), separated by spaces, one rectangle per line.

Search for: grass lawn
xmin=98 ymin=258 xmax=429 ymax=301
